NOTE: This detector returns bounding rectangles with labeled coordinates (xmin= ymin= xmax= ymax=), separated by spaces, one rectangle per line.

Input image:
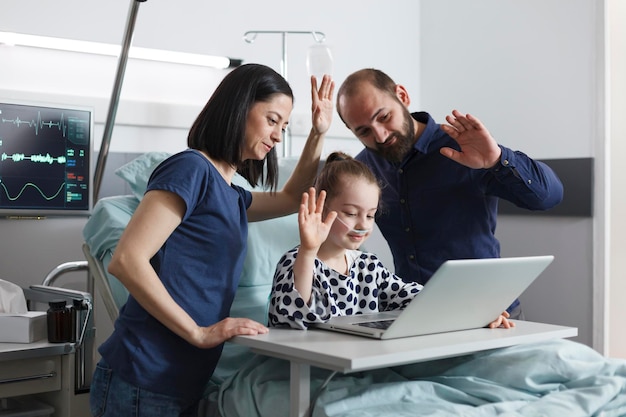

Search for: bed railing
xmin=22 ymin=262 xmax=96 ymax=394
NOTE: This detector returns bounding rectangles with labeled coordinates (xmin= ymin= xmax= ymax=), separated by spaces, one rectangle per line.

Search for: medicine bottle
xmin=47 ymin=300 xmax=72 ymax=343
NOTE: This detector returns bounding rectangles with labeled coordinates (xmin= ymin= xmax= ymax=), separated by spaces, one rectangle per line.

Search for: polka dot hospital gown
xmin=268 ymin=247 xmax=424 ymax=330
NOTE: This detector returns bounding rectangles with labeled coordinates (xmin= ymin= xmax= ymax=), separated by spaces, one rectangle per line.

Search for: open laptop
xmin=312 ymin=255 xmax=554 ymax=340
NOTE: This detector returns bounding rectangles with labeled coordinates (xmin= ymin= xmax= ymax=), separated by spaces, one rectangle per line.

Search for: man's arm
xmin=440 ymin=109 xmax=563 ymax=210
xmin=486 ymin=146 xmax=563 ymax=210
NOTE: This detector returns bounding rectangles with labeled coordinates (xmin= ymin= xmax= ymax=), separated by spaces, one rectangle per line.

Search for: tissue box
xmin=0 ymin=311 xmax=47 ymax=343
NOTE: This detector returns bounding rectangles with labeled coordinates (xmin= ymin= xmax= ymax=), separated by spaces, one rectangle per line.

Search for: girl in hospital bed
xmin=268 ymin=152 xmax=512 ymax=330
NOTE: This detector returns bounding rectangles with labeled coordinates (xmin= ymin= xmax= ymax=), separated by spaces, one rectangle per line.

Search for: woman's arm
xmin=248 ymin=75 xmax=335 ymax=222
xmin=109 ymin=190 xmax=267 ymax=349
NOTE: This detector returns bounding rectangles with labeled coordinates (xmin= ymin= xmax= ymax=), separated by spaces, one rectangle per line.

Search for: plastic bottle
xmin=72 ymin=299 xmax=85 ymax=343
xmin=47 ymin=300 xmax=72 ymax=343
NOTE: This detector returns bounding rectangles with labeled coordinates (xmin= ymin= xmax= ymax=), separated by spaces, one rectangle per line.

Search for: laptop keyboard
xmin=356 ymin=319 xmax=395 ymax=330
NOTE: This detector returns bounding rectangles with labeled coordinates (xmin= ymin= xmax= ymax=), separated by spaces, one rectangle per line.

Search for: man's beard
xmin=371 ymin=109 xmax=415 ymax=164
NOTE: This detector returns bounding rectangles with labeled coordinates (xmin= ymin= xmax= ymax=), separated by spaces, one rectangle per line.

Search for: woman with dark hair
xmin=90 ymin=63 xmax=335 ymax=416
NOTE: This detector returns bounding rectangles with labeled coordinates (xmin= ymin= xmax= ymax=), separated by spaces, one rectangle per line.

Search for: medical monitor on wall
xmin=0 ymin=98 xmax=93 ymax=217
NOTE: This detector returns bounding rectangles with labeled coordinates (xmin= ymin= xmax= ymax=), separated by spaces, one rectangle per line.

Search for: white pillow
xmin=114 ymin=152 xmax=171 ymax=200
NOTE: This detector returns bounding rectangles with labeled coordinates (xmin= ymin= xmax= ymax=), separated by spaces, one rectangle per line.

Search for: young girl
xmin=268 ymin=152 xmax=512 ymax=330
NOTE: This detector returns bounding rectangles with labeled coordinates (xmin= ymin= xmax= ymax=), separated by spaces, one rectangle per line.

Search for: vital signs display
xmin=0 ymin=99 xmax=93 ymax=217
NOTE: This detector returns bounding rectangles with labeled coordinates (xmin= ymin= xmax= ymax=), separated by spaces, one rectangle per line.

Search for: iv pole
xmin=93 ymin=0 xmax=146 ymax=202
xmin=93 ymin=0 xmax=241 ymax=201
xmin=243 ymin=30 xmax=327 ymax=157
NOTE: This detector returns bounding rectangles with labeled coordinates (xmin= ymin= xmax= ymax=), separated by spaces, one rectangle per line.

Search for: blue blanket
xmin=211 ymin=339 xmax=626 ymax=417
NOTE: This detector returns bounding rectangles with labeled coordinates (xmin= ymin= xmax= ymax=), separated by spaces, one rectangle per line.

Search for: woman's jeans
xmin=90 ymin=360 xmax=199 ymax=417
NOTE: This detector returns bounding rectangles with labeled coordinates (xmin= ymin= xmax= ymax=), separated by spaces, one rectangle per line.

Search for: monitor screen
xmin=0 ymin=98 xmax=93 ymax=217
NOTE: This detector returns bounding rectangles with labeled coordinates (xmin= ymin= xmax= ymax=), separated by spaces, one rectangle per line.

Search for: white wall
xmin=420 ymin=0 xmax=596 ymax=158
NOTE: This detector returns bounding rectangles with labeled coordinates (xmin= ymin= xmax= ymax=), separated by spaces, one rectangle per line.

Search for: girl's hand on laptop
xmin=488 ymin=311 xmax=515 ymax=329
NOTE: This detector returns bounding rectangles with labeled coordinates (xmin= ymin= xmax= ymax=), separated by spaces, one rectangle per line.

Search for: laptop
xmin=312 ymin=255 xmax=554 ymax=340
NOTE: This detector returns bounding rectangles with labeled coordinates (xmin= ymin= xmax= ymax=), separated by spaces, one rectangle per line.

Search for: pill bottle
xmin=47 ymin=300 xmax=72 ymax=343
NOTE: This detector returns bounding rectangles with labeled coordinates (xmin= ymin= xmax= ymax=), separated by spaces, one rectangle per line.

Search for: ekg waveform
xmin=0 ymin=181 xmax=65 ymax=202
xmin=1 ymin=152 xmax=67 ymax=164
xmin=0 ymin=110 xmax=78 ymax=137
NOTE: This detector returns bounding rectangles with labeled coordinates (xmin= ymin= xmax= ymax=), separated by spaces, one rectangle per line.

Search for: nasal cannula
xmin=334 ymin=216 xmax=371 ymax=236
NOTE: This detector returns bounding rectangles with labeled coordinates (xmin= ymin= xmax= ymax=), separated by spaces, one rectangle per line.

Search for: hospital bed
xmin=81 ymin=152 xmax=626 ymax=417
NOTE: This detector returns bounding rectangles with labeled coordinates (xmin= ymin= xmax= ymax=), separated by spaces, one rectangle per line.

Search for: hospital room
xmin=0 ymin=0 xmax=625 ymax=416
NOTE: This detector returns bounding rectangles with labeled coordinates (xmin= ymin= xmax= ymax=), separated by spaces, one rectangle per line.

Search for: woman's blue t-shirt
xmin=98 ymin=149 xmax=252 ymax=402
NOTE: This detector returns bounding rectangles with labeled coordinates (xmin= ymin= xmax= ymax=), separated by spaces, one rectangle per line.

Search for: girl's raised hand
xmin=298 ymin=187 xmax=337 ymax=252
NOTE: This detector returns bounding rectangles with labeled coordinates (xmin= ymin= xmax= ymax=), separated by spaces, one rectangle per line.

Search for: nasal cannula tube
xmin=334 ymin=216 xmax=370 ymax=235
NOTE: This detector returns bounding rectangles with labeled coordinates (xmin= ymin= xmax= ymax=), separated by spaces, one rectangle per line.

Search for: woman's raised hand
xmin=310 ymin=75 xmax=335 ymax=136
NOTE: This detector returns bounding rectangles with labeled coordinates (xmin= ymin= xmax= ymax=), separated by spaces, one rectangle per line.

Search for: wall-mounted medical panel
xmin=498 ymin=158 xmax=593 ymax=217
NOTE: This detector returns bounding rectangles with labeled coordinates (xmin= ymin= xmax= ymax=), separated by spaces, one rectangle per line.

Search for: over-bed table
xmin=232 ymin=323 xmax=577 ymax=417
